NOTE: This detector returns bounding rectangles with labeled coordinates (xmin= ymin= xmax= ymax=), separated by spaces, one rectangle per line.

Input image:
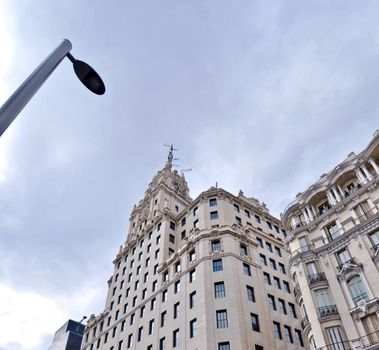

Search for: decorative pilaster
xmin=369 ymin=158 xmax=379 ymax=174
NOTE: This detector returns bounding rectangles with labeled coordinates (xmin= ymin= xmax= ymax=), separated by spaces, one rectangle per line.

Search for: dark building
xmin=49 ymin=319 xmax=85 ymax=350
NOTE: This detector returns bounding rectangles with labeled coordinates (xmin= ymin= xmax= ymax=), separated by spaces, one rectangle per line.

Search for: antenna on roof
xmin=163 ymin=144 xmax=178 ymax=169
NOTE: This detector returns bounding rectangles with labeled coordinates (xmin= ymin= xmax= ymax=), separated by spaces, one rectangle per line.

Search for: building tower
xmin=81 ymin=147 xmax=307 ymax=350
xmin=282 ymin=130 xmax=379 ymax=350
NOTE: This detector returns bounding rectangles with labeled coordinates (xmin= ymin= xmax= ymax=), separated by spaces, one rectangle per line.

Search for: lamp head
xmin=73 ymin=60 xmax=105 ymax=95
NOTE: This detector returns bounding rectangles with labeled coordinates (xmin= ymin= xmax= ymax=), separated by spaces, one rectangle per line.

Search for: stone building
xmin=81 ymin=146 xmax=307 ymax=350
xmin=282 ymin=130 xmax=379 ymax=350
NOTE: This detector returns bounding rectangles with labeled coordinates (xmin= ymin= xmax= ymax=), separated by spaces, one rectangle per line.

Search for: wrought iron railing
xmin=318 ymin=304 xmax=338 ymax=318
xmin=354 ymin=208 xmax=377 ymax=225
xmin=308 ymin=272 xmax=327 ymax=284
xmin=336 ymin=257 xmax=357 ymax=273
xmin=370 ymin=243 xmax=379 ymax=255
xmin=352 ymin=292 xmax=369 ymax=304
xmin=360 ymin=330 xmax=379 ymax=348
xmin=316 ymin=340 xmax=352 ymax=349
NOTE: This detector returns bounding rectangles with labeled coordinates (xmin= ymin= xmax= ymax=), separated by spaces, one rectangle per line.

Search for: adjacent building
xmin=49 ymin=319 xmax=85 ymax=350
xmin=81 ymin=147 xmax=307 ymax=350
xmin=282 ymin=130 xmax=379 ymax=349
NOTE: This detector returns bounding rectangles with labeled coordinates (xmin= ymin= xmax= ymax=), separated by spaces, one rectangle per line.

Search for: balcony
xmin=337 ymin=257 xmax=360 ymax=274
xmin=316 ymin=341 xmax=352 ymax=350
xmin=301 ymin=316 xmax=309 ymax=330
xmin=360 ymin=330 xmax=379 ymax=349
xmin=308 ymin=272 xmax=327 ymax=285
xmin=354 ymin=208 xmax=376 ymax=225
xmin=318 ymin=304 xmax=338 ymax=318
xmin=352 ymin=292 xmax=369 ymax=305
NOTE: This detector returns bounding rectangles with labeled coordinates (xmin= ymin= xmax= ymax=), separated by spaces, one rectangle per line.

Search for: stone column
xmin=302 ymin=209 xmax=310 ymax=224
xmin=369 ymin=158 xmax=379 ymax=174
xmin=306 ymin=206 xmax=314 ymax=221
xmin=332 ymin=186 xmax=341 ymax=202
xmin=355 ymin=169 xmax=366 ymax=185
xmin=337 ymin=185 xmax=345 ymax=198
xmin=361 ymin=164 xmax=373 ymax=181
xmin=326 ymin=190 xmax=336 ymax=205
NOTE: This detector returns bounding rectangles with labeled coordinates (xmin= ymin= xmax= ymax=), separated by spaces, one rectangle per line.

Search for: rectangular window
xmin=173 ymin=329 xmax=179 ymax=348
xmin=274 ymin=277 xmax=281 ymax=289
xmin=267 ymin=221 xmax=272 ymax=230
xmin=189 ymin=318 xmax=197 ymax=338
xmin=266 ymin=242 xmax=272 ymax=252
xmin=246 ymin=285 xmax=255 ymax=302
xmin=279 ymin=263 xmax=286 ymax=274
xmin=295 ymin=329 xmax=304 ymax=347
xmin=173 ymin=302 xmax=180 ymax=319
xmin=283 ymin=281 xmax=290 ymax=293
xmin=130 ymin=313 xmax=135 ymax=325
xmin=213 ymin=259 xmax=223 ymax=272
xmin=174 ymin=280 xmax=180 ymax=293
xmin=240 ymin=244 xmax=248 ymax=255
xmin=279 ymin=299 xmax=287 ymax=314
xmin=189 ymin=291 xmax=196 ymax=308
xmin=189 ymin=249 xmax=196 ymax=262
xmin=148 ymin=319 xmax=154 ymax=335
xmin=175 ymin=261 xmax=181 ymax=273
xmin=273 ymin=322 xmax=282 ymax=339
xmin=260 ymin=254 xmax=267 ymax=266
xmin=162 ymin=289 xmax=167 ymax=302
xmin=255 ymin=215 xmax=261 ymax=223
xmin=218 ymin=342 xmax=230 ymax=350
xmin=181 ymin=230 xmax=186 ymax=240
xmin=169 ymin=234 xmax=175 ymax=243
xmin=160 ymin=311 xmax=167 ymax=327
xmin=132 ymin=296 xmax=137 ymax=307
xmin=127 ymin=334 xmax=133 ymax=348
xmin=189 ymin=269 xmax=196 ymax=283
xmin=243 ymin=263 xmax=251 ymax=276
xmin=245 ymin=209 xmax=251 ymax=218
xmin=236 ymin=216 xmax=242 ymax=224
xmin=214 ymin=282 xmax=226 ymax=298
xmin=193 ymin=206 xmax=198 ymax=216
xmin=211 ymin=240 xmax=221 ymax=252
xmin=269 ymin=258 xmax=277 ymax=270
xmin=234 ymin=204 xmax=240 ymax=212
xmin=216 ymin=309 xmax=228 ymax=328
xmin=284 ymin=326 xmax=293 ymax=343
xmin=263 ymin=272 xmax=271 ymax=285
xmin=159 ymin=337 xmax=166 ymax=350
xmin=251 ymin=313 xmax=260 ymax=332
xmin=181 ymin=217 xmax=186 ymax=226
xmin=137 ymin=327 xmax=143 ymax=342
xmin=193 ymin=219 xmax=199 ymax=228
xmin=152 ymin=280 xmax=157 ymax=292
xmin=150 ymin=298 xmax=156 ymax=310
xmin=210 ymin=211 xmax=219 ymax=220
xmin=275 ymin=246 xmax=282 ymax=257
xmin=289 ymin=303 xmax=297 ymax=318
xmin=268 ymin=294 xmax=276 ymax=310
xmin=140 ymin=305 xmax=145 ymax=317
xmin=209 ymin=198 xmax=217 ymax=207
xmin=257 ymin=237 xmax=263 ymax=248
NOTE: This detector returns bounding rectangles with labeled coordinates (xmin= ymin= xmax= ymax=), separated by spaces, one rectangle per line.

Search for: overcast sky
xmin=1 ymin=1 xmax=378 ymax=349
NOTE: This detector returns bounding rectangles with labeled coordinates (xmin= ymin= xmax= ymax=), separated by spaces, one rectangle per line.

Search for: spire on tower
xmin=164 ymin=144 xmax=178 ymax=169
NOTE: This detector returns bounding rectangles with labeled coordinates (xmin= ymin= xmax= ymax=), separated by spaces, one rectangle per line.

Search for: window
xmin=260 ymin=254 xmax=267 ymax=266
xmin=255 ymin=215 xmax=261 ymax=223
xmin=127 ymin=334 xmax=132 ymax=348
xmin=121 ymin=320 xmax=125 ymax=331
xmin=130 ymin=313 xmax=135 ymax=325
xmin=162 ymin=289 xmax=167 ymax=302
xmin=295 ymin=329 xmax=304 ymax=347
xmin=174 ymin=280 xmax=180 ymax=293
xmin=347 ymin=275 xmax=368 ymax=304
xmin=160 ymin=311 xmax=167 ymax=327
xmin=284 ymin=326 xmax=293 ymax=343
xmin=140 ymin=305 xmax=145 ymax=317
xmin=169 ymin=249 xmax=174 ymax=258
xmin=173 ymin=302 xmax=180 ymax=319
xmin=193 ymin=219 xmax=199 ymax=228
xmin=243 ymin=263 xmax=251 ymax=276
xmin=148 ymin=319 xmax=154 ymax=335
xmin=181 ymin=217 xmax=186 ymax=226
xmin=110 ymin=301 xmax=114 ymax=310
xmin=112 ymin=326 xmax=117 ymax=337
xmin=159 ymin=337 xmax=166 ymax=350
xmin=155 ymin=249 xmax=160 ymax=259
xmin=175 ymin=205 xmax=179 ymax=212
xmin=137 ymin=327 xmax=143 ymax=342
xmin=115 ymin=310 xmax=119 ymax=320
xmin=142 ymin=289 xmax=147 ymax=300
xmin=266 ymin=242 xmax=272 ymax=252
xmin=169 ymin=234 xmax=175 ymax=243
xmin=268 ymin=294 xmax=276 ymax=310
xmin=273 ymin=322 xmax=282 ymax=339
xmin=218 ymin=342 xmax=230 ymax=350
xmin=150 ymin=298 xmax=156 ymax=310
xmin=213 ymin=259 xmax=223 ymax=272
xmin=144 ymin=272 xmax=148 ymax=283
xmin=214 ymin=282 xmax=226 ymax=298
xmin=269 ymin=258 xmax=276 ymax=270
xmin=154 ymin=264 xmax=158 ymax=275
xmin=104 ymin=333 xmax=108 ymax=343
xmin=251 ymin=313 xmax=260 ymax=331
xmin=289 ymin=303 xmax=297 ymax=318
xmin=275 ymin=246 xmax=282 ymax=257
xmin=128 ymin=273 xmax=132 ymax=282
xmin=189 ymin=318 xmax=197 ymax=338
xmin=255 ymin=346 xmax=263 ymax=350
xmin=112 ymin=287 xmax=116 ymax=296
xmin=267 ymin=221 xmax=273 ymax=230
xmin=189 ymin=291 xmax=196 ymax=308
xmin=173 ymin=329 xmax=179 ymax=348
xmin=240 ymin=244 xmax=248 ymax=255
xmin=337 ymin=248 xmax=351 ymax=264
xmin=274 ymin=225 xmax=280 ymax=233
xmin=211 ymin=240 xmax=221 ymax=252
xmin=369 ymin=230 xmax=379 ymax=247
xmin=314 ymin=288 xmax=332 ymax=307
xmin=152 ymin=280 xmax=157 ymax=292
xmin=189 ymin=249 xmax=196 ymax=262
xmin=234 ymin=204 xmax=240 ymax=212
xmin=283 ymin=281 xmax=290 ymax=293
xmin=245 ymin=209 xmax=251 ymax=218
xmin=193 ymin=206 xmax=198 ymax=216
xmin=157 ymin=222 xmax=161 ymax=231
xmin=175 ymin=261 xmax=181 ymax=273
xmin=181 ymin=230 xmax=186 ymax=240
xmin=134 ymin=280 xmax=139 ymax=290
xmin=279 ymin=299 xmax=287 ymax=314
xmin=145 ymin=257 xmax=150 ymax=267
xmin=210 ymin=211 xmax=219 ymax=220
xmin=236 ymin=216 xmax=242 ymax=224
xmin=216 ymin=309 xmax=228 ymax=328
xmin=189 ymin=269 xmax=196 ymax=283
xmin=138 ymin=252 xmax=142 ymax=261
xmin=279 ymin=263 xmax=286 ymax=274
xmin=246 ymin=285 xmax=255 ymax=302
xmin=209 ymin=198 xmax=217 ymax=207
xmin=263 ymin=272 xmax=271 ymax=285
xmin=257 ymin=237 xmax=263 ymax=248
xmin=156 ymin=235 xmax=161 ymax=244
xmin=273 ymin=277 xmax=281 ymax=289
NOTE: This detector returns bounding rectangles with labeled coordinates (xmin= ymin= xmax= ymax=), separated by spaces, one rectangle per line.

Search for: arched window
xmin=347 ymin=276 xmax=368 ymax=304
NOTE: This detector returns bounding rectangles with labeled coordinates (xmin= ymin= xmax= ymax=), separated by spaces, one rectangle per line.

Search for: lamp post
xmin=0 ymin=39 xmax=105 ymax=137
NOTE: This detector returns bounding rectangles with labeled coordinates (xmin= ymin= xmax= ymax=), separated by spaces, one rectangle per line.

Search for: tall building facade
xmin=282 ymin=130 xmax=379 ymax=350
xmin=49 ymin=319 xmax=85 ymax=350
xmin=81 ymin=148 xmax=307 ymax=350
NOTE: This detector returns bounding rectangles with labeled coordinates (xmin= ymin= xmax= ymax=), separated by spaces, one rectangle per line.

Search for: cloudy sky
xmin=1 ymin=1 xmax=378 ymax=349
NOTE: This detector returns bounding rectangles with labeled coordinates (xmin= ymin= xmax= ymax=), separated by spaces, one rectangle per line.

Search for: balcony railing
xmin=360 ymin=330 xmax=379 ymax=348
xmin=327 ymin=227 xmax=345 ymax=241
xmin=301 ymin=316 xmax=309 ymax=330
xmin=352 ymin=292 xmax=369 ymax=305
xmin=370 ymin=243 xmax=379 ymax=255
xmin=308 ymin=272 xmax=327 ymax=285
xmin=318 ymin=304 xmax=338 ymax=318
xmin=316 ymin=340 xmax=352 ymax=350
xmin=336 ymin=257 xmax=358 ymax=273
xmin=294 ymin=283 xmax=301 ymax=297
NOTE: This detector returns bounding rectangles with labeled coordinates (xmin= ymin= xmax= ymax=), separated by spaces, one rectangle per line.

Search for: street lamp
xmin=0 ymin=39 xmax=105 ymax=137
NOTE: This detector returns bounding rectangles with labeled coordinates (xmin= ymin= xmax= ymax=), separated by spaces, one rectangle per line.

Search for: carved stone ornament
xmin=351 ymin=298 xmax=379 ymax=322
xmin=337 ymin=261 xmax=363 ymax=281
